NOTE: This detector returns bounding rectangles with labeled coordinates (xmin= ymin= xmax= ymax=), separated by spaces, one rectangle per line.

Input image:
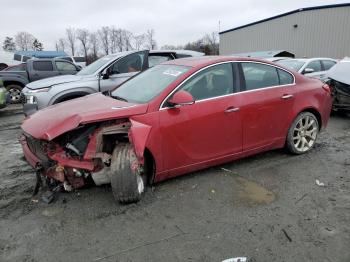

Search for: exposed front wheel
xmin=110 ymin=143 xmax=146 ymax=204
xmin=6 ymin=84 xmax=23 ymax=104
xmin=286 ymin=112 xmax=319 ymax=154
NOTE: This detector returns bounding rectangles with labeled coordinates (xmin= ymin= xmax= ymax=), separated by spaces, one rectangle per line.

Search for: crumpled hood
xmin=26 ymin=74 xmax=84 ymax=89
xmin=21 ymin=93 xmax=148 ymax=140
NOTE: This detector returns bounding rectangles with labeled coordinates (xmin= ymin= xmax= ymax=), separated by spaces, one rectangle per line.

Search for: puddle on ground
xmin=42 ymin=207 xmax=64 ymax=217
xmin=228 ymin=173 xmax=276 ymax=206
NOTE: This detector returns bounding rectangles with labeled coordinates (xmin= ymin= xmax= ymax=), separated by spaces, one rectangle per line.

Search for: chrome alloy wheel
xmin=136 ymin=174 xmax=145 ymax=194
xmin=293 ymin=115 xmax=318 ymax=152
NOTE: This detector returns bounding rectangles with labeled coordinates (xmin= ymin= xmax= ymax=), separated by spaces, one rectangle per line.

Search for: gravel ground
xmin=0 ymin=104 xmax=349 ymax=262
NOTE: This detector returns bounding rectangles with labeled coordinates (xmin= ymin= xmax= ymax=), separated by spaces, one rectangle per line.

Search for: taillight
xmin=322 ymin=84 xmax=331 ymax=94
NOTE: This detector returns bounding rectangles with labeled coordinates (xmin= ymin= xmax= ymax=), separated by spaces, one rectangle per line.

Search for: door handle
xmin=281 ymin=94 xmax=293 ymax=100
xmin=225 ymin=107 xmax=240 ymax=113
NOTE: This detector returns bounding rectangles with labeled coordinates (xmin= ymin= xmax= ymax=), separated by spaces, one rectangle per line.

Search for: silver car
xmin=22 ymin=50 xmax=204 ymax=116
xmin=277 ymin=58 xmax=337 ymax=80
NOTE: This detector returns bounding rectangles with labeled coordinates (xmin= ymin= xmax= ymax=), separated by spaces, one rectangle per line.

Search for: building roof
xmin=219 ymin=3 xmax=350 ymax=35
xmin=230 ymin=50 xmax=295 ymax=58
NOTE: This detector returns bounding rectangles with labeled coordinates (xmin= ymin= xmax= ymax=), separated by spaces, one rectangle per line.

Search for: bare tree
xmin=66 ymin=27 xmax=76 ymax=55
xmin=77 ymin=28 xmax=89 ymax=59
xmin=15 ymin=31 xmax=35 ymax=51
xmin=89 ymin=32 xmax=99 ymax=60
xmin=56 ymin=38 xmax=66 ymax=52
xmin=145 ymin=29 xmax=157 ymax=50
xmin=203 ymin=32 xmax=219 ymax=55
xmin=161 ymin=44 xmax=183 ymax=50
xmin=109 ymin=27 xmax=122 ymax=53
xmin=122 ymin=30 xmax=133 ymax=51
xmin=133 ymin=34 xmax=145 ymax=50
xmin=98 ymin=26 xmax=110 ymax=55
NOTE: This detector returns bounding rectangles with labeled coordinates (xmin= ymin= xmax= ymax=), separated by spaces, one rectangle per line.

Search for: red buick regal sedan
xmin=21 ymin=56 xmax=332 ymax=203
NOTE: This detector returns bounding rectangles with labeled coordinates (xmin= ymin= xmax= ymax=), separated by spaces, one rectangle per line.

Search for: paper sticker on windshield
xmin=163 ymin=69 xmax=183 ymax=77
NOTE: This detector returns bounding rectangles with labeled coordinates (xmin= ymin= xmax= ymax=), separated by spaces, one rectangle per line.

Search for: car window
xmin=14 ymin=54 xmax=22 ymax=62
xmin=322 ymin=60 xmax=336 ymax=71
xmin=148 ymin=55 xmax=172 ymax=67
xmin=4 ymin=64 xmax=26 ymax=71
xmin=112 ymin=65 xmax=190 ymax=104
xmin=175 ymin=54 xmax=191 ymax=58
xmin=110 ymin=52 xmax=145 ymax=74
xmin=55 ymin=61 xmax=77 ymax=71
xmin=306 ymin=60 xmax=321 ymax=72
xmin=73 ymin=57 xmax=86 ymax=62
xmin=33 ymin=61 xmax=53 ymax=71
xmin=277 ymin=69 xmax=294 ymax=85
xmin=277 ymin=59 xmax=305 ymax=71
xmin=178 ymin=63 xmax=234 ymax=101
xmin=241 ymin=62 xmax=279 ymax=90
xmin=60 ymin=57 xmax=73 ymax=62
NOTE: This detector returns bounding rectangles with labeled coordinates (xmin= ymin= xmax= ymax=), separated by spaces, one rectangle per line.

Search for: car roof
xmin=150 ymin=50 xmax=205 ymax=57
xmin=162 ymin=56 xmax=274 ymax=67
xmin=282 ymin=58 xmax=337 ymax=62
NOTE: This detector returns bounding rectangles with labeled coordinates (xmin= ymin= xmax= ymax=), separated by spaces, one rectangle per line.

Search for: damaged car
xmin=326 ymin=57 xmax=350 ymax=113
xmin=21 ymin=56 xmax=332 ymax=203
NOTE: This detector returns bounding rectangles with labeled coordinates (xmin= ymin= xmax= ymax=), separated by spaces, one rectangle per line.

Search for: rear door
xmin=55 ymin=61 xmax=79 ymax=75
xmin=99 ymin=51 xmax=148 ymax=93
xmin=239 ymin=62 xmax=296 ymax=151
xmin=30 ymin=60 xmax=58 ymax=81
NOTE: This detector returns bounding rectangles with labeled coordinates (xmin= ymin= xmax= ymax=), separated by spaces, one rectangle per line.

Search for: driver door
xmin=99 ymin=51 xmax=148 ymax=92
xmin=159 ymin=62 xmax=243 ymax=178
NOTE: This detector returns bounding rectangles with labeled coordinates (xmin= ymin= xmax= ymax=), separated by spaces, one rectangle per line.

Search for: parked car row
xmin=21 ymin=49 xmax=204 ymax=115
xmin=20 ymin=55 xmax=333 ymax=204
xmin=0 ymin=58 xmax=81 ymax=103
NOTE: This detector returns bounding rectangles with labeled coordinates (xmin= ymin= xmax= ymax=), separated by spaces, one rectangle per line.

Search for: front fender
xmin=128 ymin=119 xmax=152 ymax=162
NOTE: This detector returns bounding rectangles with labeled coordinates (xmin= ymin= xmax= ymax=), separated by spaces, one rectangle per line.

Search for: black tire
xmin=6 ymin=84 xmax=23 ymax=104
xmin=110 ymin=143 xmax=146 ymax=204
xmin=286 ymin=112 xmax=319 ymax=154
xmin=0 ymin=63 xmax=8 ymax=71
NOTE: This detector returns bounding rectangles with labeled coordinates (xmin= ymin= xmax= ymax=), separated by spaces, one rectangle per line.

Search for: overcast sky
xmin=1 ymin=0 xmax=347 ymax=52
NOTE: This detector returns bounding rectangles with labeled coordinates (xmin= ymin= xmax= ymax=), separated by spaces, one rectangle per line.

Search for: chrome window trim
xmin=159 ymin=60 xmax=296 ymax=110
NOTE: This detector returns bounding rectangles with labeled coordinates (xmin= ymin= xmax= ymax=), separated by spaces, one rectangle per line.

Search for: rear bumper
xmin=20 ymin=136 xmax=41 ymax=168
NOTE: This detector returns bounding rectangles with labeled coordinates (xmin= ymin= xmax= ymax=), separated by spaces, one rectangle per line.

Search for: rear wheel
xmin=110 ymin=143 xmax=147 ymax=204
xmin=6 ymin=84 xmax=23 ymax=104
xmin=286 ymin=112 xmax=319 ymax=154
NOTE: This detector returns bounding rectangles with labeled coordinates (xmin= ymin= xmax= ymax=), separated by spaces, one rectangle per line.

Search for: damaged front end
xmin=329 ymin=79 xmax=350 ymax=112
xmin=21 ymin=119 xmax=139 ymax=193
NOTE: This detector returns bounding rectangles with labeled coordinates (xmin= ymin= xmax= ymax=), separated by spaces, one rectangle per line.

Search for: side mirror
xmin=76 ymin=65 xmax=82 ymax=71
xmin=168 ymin=90 xmax=195 ymax=108
xmin=303 ymin=68 xmax=315 ymax=74
xmin=101 ymin=68 xmax=110 ymax=79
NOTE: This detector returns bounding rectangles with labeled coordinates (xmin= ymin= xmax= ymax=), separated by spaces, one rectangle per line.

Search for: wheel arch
xmin=143 ymin=147 xmax=156 ymax=185
xmin=297 ymin=107 xmax=322 ymax=130
xmin=51 ymin=91 xmax=92 ymax=105
xmin=3 ymin=80 xmax=25 ymax=88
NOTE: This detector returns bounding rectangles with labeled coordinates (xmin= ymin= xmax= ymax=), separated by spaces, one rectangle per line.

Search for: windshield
xmin=77 ymin=56 xmax=116 ymax=75
xmin=277 ymin=60 xmax=305 ymax=71
xmin=111 ymin=65 xmax=190 ymax=103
